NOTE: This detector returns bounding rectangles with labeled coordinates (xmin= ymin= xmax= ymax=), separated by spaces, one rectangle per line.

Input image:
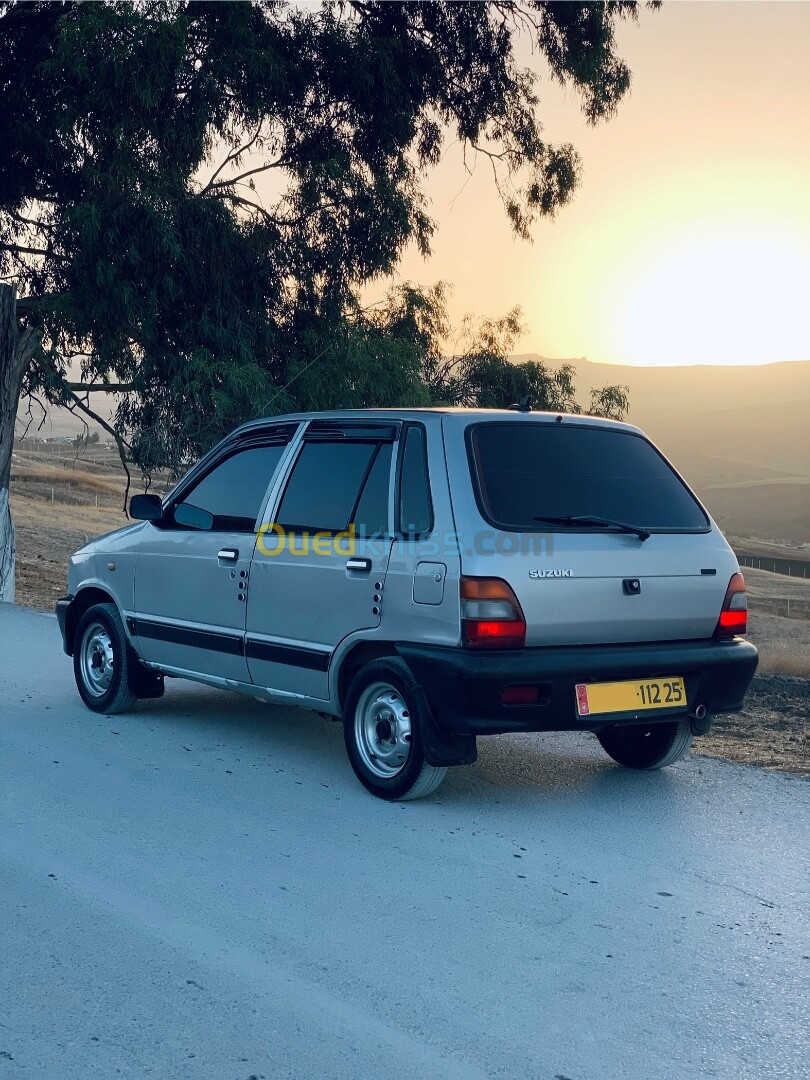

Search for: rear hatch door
xmin=444 ymin=415 xmax=737 ymax=646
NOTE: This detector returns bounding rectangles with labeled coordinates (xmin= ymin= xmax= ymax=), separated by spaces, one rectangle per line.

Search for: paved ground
xmin=1 ymin=603 xmax=808 ymax=1080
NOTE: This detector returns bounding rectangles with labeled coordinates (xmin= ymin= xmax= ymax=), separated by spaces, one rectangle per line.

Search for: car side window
xmin=173 ymin=444 xmax=287 ymax=532
xmin=276 ymin=439 xmax=392 ymax=534
xmin=397 ymin=425 xmax=433 ymax=537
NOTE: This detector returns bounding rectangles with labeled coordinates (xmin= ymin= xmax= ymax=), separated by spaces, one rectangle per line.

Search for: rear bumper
xmin=396 ymin=638 xmax=758 ymax=736
xmin=56 ymin=595 xmax=73 ymax=654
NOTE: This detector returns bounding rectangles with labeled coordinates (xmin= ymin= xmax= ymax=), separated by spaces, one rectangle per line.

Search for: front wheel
xmin=343 ymin=658 xmax=447 ymax=800
xmin=596 ymin=718 xmax=693 ymax=770
xmin=73 ymin=603 xmax=138 ymax=714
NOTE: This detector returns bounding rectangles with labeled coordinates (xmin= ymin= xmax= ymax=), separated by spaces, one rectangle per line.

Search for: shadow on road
xmin=122 ymin=678 xmax=688 ymax=812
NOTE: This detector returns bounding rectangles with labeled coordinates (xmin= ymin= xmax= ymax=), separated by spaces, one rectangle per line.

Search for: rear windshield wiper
xmin=533 ymin=515 xmax=651 ymax=542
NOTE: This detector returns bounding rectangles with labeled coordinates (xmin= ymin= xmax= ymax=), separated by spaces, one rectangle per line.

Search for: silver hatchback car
xmin=57 ymin=409 xmax=758 ymax=799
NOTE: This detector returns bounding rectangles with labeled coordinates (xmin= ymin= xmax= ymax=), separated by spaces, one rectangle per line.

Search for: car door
xmin=245 ymin=420 xmax=396 ymax=700
xmin=132 ymin=429 xmax=295 ymax=682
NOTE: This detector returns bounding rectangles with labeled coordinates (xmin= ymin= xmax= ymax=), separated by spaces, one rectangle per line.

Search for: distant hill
xmin=17 ymin=354 xmax=810 ymax=545
xmin=514 ymin=356 xmax=810 ymax=546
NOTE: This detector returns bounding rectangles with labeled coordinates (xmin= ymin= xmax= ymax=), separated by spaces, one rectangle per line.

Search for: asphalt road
xmin=1 ymin=603 xmax=807 ymax=1080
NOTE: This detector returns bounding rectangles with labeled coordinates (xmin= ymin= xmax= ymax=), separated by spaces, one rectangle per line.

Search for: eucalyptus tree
xmin=0 ymin=0 xmax=652 ymax=600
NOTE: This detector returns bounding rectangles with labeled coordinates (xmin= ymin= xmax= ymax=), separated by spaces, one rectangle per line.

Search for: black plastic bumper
xmin=56 ymin=595 xmax=73 ymax=655
xmin=395 ymin=638 xmax=758 ymax=736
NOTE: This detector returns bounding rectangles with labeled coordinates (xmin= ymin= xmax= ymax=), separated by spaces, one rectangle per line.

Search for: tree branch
xmin=16 ymin=391 xmax=48 ymax=440
xmin=63 ymin=389 xmax=133 ymax=515
xmin=0 ymin=241 xmax=53 ymax=258
xmin=211 ymin=190 xmax=275 ymax=222
xmin=66 ymin=381 xmax=136 ymax=393
xmin=7 ymin=208 xmax=55 ymax=231
xmin=206 ymin=157 xmax=289 ymax=191
xmin=15 ymin=292 xmax=63 ymax=316
xmin=199 ymin=123 xmax=265 ymax=194
xmin=214 ymin=188 xmax=348 ymax=228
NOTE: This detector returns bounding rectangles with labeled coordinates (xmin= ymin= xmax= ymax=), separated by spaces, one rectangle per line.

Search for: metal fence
xmin=736 ymin=553 xmax=810 ymax=579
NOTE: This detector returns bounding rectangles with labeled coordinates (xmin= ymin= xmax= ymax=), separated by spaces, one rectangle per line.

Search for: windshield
xmin=467 ymin=422 xmax=709 ymax=532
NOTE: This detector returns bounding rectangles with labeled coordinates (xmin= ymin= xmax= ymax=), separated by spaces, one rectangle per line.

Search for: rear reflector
xmin=501 ymin=685 xmax=540 ymax=705
xmin=714 ymin=572 xmax=748 ymax=639
xmin=461 ymin=577 xmax=526 ymax=649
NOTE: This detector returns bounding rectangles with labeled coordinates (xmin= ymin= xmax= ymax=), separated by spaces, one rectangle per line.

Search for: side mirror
xmin=130 ymin=493 xmax=163 ymax=522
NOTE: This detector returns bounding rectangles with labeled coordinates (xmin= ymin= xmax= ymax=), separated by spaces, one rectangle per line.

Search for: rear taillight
xmin=714 ymin=572 xmax=748 ymax=639
xmin=461 ymin=577 xmax=526 ymax=649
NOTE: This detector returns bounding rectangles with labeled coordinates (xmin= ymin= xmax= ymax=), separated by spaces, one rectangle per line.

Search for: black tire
xmin=597 ymin=718 xmax=693 ymax=770
xmin=73 ymin=603 xmax=138 ymax=714
xmin=343 ymin=657 xmax=447 ymax=801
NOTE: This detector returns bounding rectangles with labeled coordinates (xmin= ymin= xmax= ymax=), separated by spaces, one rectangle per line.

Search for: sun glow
xmin=393 ymin=3 xmax=810 ymax=369
xmin=611 ymin=224 xmax=810 ymax=366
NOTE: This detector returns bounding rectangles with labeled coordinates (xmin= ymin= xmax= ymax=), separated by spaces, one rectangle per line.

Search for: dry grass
xmin=694 ymin=673 xmax=808 ymax=777
xmin=7 ymin=450 xmax=809 ymax=777
xmin=11 ymin=463 xmax=123 ymax=495
xmin=9 ymin=463 xmax=810 ymax=672
xmin=10 ymin=490 xmax=128 ymax=608
xmin=756 ymin=648 xmax=810 ymax=678
xmin=10 ymin=486 xmax=127 ymax=542
xmin=743 ymin=571 xmax=810 ymax=677
xmin=745 ymin=609 xmax=810 ymax=678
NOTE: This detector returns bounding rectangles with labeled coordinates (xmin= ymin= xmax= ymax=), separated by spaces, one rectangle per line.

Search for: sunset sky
xmin=387 ymin=1 xmax=810 ymax=368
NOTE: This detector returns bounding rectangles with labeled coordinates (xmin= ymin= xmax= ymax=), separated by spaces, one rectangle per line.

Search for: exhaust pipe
xmin=690 ymin=703 xmax=712 ymax=736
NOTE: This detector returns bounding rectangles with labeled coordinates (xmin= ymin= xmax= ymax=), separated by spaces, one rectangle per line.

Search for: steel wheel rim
xmin=354 ymin=681 xmax=412 ymax=779
xmin=80 ymin=621 xmax=115 ymax=697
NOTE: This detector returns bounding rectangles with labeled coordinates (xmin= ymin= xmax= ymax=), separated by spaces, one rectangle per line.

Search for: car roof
xmin=231 ymin=407 xmax=643 ymax=437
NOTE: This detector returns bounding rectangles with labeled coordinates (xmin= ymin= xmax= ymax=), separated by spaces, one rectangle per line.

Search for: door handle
xmin=217 ymin=548 xmax=239 ymax=562
xmin=346 ymin=557 xmax=372 ymax=572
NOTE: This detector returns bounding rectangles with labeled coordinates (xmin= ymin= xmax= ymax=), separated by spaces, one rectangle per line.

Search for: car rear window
xmin=468 ymin=422 xmax=708 ymax=532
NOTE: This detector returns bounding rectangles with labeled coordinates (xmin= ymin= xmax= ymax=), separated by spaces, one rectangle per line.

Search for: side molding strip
xmin=245 ymin=639 xmax=330 ymax=672
xmin=129 ymin=618 xmax=244 ymax=656
xmin=128 ymin=617 xmax=331 ymax=672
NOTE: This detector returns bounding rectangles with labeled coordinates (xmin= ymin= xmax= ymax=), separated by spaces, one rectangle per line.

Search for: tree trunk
xmin=1 ymin=283 xmax=40 ymax=604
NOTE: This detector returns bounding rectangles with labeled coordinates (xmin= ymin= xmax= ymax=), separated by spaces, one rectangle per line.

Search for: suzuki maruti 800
xmin=57 ymin=409 xmax=758 ymax=799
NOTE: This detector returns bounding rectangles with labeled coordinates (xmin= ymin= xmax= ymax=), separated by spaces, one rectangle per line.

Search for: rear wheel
xmin=343 ymin=658 xmax=447 ymax=800
xmin=596 ymin=718 xmax=693 ymax=770
xmin=74 ymin=603 xmax=138 ymax=714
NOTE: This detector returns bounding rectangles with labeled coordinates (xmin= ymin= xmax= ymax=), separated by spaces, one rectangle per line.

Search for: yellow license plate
xmin=575 ymin=677 xmax=686 ymax=717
